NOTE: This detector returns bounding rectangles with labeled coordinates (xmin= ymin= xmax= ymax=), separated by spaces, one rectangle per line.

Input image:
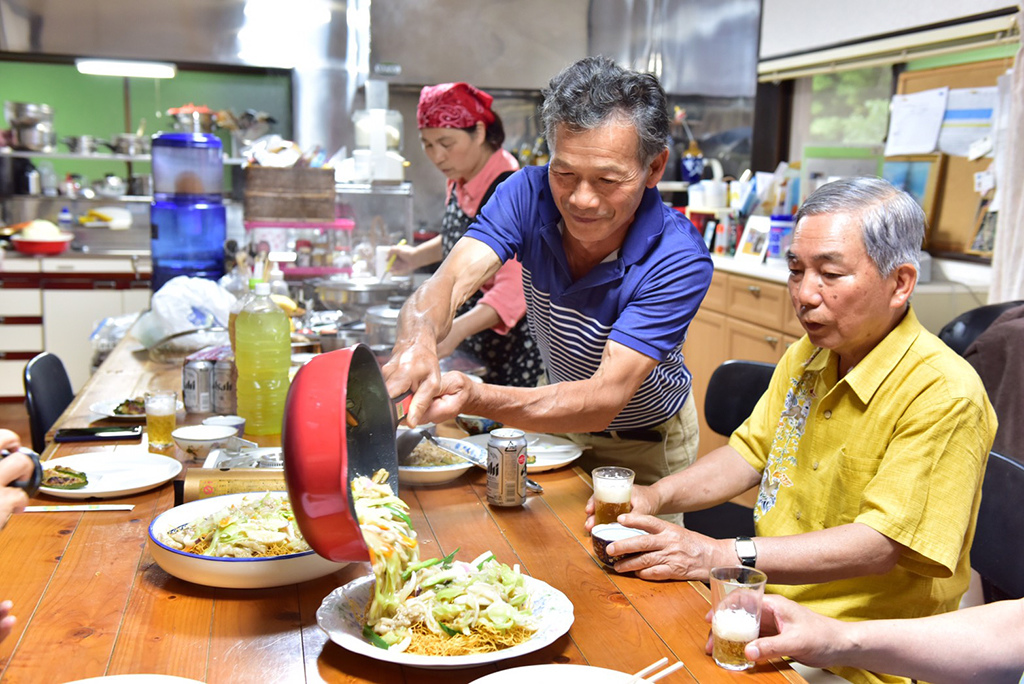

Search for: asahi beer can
xmin=486 ymin=428 xmax=527 ymax=506
xmin=212 ymin=357 xmax=236 ymax=415
xmin=182 ymin=359 xmax=214 ymax=413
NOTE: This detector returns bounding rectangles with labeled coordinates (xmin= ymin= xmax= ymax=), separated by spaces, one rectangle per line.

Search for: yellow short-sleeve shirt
xmin=730 ymin=308 xmax=996 ymax=684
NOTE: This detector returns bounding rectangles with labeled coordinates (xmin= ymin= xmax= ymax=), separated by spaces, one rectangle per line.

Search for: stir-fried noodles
xmin=352 ymin=471 xmax=537 ymax=655
xmin=158 ymin=492 xmax=310 ymax=557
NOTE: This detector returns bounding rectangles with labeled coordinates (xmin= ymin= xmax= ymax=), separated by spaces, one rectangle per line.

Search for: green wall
xmin=1 ymin=60 xmax=291 ymax=183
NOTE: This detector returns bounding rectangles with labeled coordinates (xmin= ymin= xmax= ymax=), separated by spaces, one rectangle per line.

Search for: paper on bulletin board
xmin=884 ymin=87 xmax=948 ymax=157
xmin=938 ymin=87 xmax=997 ymax=158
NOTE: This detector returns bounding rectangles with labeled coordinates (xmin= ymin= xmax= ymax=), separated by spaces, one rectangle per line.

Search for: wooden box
xmin=243 ymin=166 xmax=336 ymax=221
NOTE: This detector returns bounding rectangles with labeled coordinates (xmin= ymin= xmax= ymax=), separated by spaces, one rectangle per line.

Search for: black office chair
xmin=970 ymin=451 xmax=1024 ymax=603
xmin=937 ymin=300 xmax=1024 ymax=357
xmin=685 ymin=360 xmax=776 ymax=539
xmin=23 ymin=352 xmax=75 ymax=453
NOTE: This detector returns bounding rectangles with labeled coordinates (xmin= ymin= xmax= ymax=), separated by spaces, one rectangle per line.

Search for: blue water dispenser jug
xmin=150 ymin=132 xmax=226 ymax=291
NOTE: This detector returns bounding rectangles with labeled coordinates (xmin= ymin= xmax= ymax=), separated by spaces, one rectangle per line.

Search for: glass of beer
xmin=145 ymin=390 xmax=178 ymax=450
xmin=592 ymin=466 xmax=635 ymax=525
xmin=710 ymin=565 xmax=768 ymax=671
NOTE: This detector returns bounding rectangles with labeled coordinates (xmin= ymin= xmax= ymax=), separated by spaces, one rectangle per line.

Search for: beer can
xmin=212 ymin=357 xmax=236 ymax=415
xmin=486 ymin=428 xmax=527 ymax=506
xmin=182 ymin=359 xmax=214 ymax=413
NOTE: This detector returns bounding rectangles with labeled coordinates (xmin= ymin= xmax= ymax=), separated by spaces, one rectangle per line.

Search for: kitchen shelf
xmin=0 ymin=147 xmax=246 ymax=165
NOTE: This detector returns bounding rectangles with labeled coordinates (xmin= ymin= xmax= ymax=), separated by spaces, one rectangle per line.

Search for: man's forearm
xmin=464 ymin=378 xmax=626 ymax=434
xmin=748 ymin=523 xmax=901 ymax=584
xmin=835 ymin=598 xmax=1024 ymax=683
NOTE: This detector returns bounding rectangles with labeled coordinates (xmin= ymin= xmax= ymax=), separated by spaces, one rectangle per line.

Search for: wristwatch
xmin=735 ymin=536 xmax=757 ymax=568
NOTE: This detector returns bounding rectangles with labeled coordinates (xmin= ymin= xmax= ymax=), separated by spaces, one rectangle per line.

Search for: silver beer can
xmin=212 ymin=357 xmax=236 ymax=415
xmin=486 ymin=428 xmax=527 ymax=506
xmin=182 ymin=359 xmax=214 ymax=413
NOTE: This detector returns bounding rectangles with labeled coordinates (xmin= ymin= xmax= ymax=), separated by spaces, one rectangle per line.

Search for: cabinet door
xmin=43 ymin=290 xmax=123 ymax=392
xmin=683 ymin=308 xmax=730 ymax=457
xmin=726 ymin=275 xmax=788 ymax=331
xmin=726 ymin=317 xmax=786 ymax=364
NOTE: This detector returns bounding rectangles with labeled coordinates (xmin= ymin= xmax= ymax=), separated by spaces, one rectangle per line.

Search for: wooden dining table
xmin=0 ymin=335 xmax=805 ymax=684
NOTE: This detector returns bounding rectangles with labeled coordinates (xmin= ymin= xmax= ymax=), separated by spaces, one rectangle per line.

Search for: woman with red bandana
xmin=388 ymin=82 xmax=543 ymax=387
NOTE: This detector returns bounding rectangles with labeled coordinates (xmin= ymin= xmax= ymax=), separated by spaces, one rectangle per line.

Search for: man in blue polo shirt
xmin=383 ymin=56 xmax=712 ymax=484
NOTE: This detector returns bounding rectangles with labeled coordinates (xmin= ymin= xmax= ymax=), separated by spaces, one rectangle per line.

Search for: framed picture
xmin=800 ymin=145 xmax=884 ymax=203
xmin=735 ymin=215 xmax=771 ymax=265
xmin=882 ymin=153 xmax=946 ymax=228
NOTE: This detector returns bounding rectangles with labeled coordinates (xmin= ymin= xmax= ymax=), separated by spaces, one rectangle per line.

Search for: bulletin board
xmin=897 ymin=59 xmax=1011 ymax=257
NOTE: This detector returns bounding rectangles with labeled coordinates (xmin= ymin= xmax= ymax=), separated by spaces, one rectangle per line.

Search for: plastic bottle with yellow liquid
xmin=235 ymin=281 xmax=291 ymax=439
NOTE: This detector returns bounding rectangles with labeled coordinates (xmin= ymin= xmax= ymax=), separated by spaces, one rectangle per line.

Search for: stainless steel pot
xmin=100 ymin=133 xmax=150 ymax=156
xmin=62 ymin=135 xmax=99 ymax=154
xmin=313 ymin=276 xmax=411 ymax=319
xmin=11 ymin=124 xmax=56 ymax=152
xmin=364 ymin=296 xmax=405 ymax=347
xmin=171 ymin=111 xmax=216 ymax=133
xmin=5 ymin=101 xmax=53 ymax=126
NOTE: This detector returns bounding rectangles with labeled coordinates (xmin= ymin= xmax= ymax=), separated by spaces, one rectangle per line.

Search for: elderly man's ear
xmin=891 ymin=262 xmax=918 ymax=309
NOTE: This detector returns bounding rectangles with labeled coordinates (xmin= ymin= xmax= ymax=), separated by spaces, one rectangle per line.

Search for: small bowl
xmin=172 ymin=424 xmax=238 ymax=461
xmin=592 ymin=523 xmax=649 ymax=567
xmin=11 ymin=233 xmax=73 ymax=256
xmin=454 ymin=414 xmax=504 ymax=436
xmin=202 ymin=415 xmax=246 ymax=437
xmin=148 ymin=491 xmax=346 ymax=588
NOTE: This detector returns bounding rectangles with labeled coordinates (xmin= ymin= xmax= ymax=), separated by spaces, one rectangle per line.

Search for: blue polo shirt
xmin=466 ymin=165 xmax=712 ymax=430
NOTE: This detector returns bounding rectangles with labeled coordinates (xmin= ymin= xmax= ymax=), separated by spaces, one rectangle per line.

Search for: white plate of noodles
xmin=316 ymin=572 xmax=575 ymax=669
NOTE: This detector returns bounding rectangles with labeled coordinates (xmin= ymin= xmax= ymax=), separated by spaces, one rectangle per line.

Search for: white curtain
xmin=989 ymin=5 xmax=1024 ymax=302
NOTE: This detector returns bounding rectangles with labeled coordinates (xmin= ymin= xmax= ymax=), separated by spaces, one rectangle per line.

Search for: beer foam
xmin=594 ymin=479 xmax=632 ymax=504
xmin=712 ymin=608 xmax=759 ymax=642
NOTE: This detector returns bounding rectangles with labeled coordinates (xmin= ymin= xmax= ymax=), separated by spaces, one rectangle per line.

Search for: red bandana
xmin=417 ymin=82 xmax=496 ymax=130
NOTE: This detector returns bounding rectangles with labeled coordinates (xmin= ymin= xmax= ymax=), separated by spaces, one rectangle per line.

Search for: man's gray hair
xmin=795 ymin=177 xmax=925 ymax=275
xmin=540 ymin=56 xmax=669 ymax=165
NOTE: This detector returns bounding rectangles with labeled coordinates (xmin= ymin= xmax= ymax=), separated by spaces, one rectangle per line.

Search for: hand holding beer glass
xmin=592 ymin=466 xmax=634 ymax=525
xmin=145 ymin=390 xmax=178 ymax=450
xmin=710 ymin=565 xmax=768 ymax=671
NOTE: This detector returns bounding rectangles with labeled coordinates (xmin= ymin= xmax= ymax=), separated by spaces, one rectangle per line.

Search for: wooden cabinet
xmin=684 ymin=268 xmax=802 ymax=458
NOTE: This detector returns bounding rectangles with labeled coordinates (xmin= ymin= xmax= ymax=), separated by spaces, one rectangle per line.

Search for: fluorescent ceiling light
xmin=75 ymin=59 xmax=177 ymax=79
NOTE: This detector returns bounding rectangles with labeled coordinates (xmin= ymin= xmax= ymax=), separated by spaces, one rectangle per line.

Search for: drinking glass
xmin=145 ymin=390 xmax=178 ymax=449
xmin=710 ymin=565 xmax=768 ymax=671
xmin=592 ymin=466 xmax=635 ymax=525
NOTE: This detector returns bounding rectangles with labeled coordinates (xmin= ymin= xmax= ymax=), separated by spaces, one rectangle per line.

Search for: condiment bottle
xmin=235 ymin=282 xmax=290 ymax=441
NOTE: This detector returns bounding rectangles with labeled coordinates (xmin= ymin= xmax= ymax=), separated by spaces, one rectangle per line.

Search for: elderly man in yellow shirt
xmin=585 ymin=176 xmax=997 ymax=684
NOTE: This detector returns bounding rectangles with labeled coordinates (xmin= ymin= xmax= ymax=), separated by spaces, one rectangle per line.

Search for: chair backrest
xmin=704 ymin=360 xmax=776 ymax=436
xmin=23 ymin=352 xmax=75 ymax=453
xmin=938 ymin=300 xmax=1024 ymax=357
xmin=971 ymin=451 xmax=1024 ymax=602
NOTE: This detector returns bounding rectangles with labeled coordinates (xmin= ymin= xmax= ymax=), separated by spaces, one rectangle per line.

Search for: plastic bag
xmin=133 ymin=276 xmax=236 ymax=350
xmin=90 ymin=311 xmax=142 ymax=372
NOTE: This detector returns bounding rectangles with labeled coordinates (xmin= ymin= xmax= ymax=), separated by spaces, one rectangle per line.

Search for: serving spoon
xmin=397 ymin=427 xmax=543 ymax=493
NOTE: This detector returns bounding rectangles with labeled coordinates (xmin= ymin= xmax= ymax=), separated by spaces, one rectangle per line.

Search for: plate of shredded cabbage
xmin=317 ymin=571 xmax=574 ymax=669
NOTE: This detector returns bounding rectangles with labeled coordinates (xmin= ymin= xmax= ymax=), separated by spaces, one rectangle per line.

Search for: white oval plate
xmin=398 ymin=436 xmax=482 ymax=486
xmin=317 ymin=572 xmax=574 ymax=669
xmin=148 ymin=492 xmax=347 ymax=589
xmin=471 ymin=664 xmax=637 ymax=683
xmin=40 ymin=450 xmax=182 ymax=499
xmin=462 ymin=433 xmax=583 ymax=473
xmin=89 ymin=398 xmax=184 ymax=421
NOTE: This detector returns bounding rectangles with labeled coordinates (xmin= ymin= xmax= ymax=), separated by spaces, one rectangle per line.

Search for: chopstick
xmin=24 ymin=504 xmax=135 ymax=512
xmin=627 ymin=657 xmax=685 ymax=683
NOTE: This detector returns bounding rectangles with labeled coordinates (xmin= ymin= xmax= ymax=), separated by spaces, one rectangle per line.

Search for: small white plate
xmin=462 ymin=433 xmax=583 ymax=473
xmin=398 ymin=437 xmax=483 ymax=486
xmin=317 ymin=572 xmax=574 ymax=669
xmin=471 ymin=664 xmax=636 ymax=683
xmin=40 ymin=450 xmax=182 ymax=499
xmin=89 ymin=398 xmax=184 ymax=421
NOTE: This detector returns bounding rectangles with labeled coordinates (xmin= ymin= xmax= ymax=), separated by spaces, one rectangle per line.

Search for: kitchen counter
xmin=0 ymin=335 xmax=805 ymax=683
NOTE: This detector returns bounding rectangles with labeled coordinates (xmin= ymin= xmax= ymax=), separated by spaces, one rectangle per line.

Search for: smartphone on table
xmin=53 ymin=426 xmax=144 ymax=443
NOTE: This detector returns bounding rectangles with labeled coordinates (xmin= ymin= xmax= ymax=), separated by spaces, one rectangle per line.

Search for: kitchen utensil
xmin=364 ymin=295 xmax=405 ymax=347
xmin=62 ymin=135 xmax=99 ymax=154
xmin=10 ymin=233 xmax=74 ymax=255
xmin=312 ymin=276 xmax=411 ymax=318
xmin=93 ymin=174 xmax=126 ymax=198
xmin=397 ymin=427 xmax=543 ymax=493
xmin=283 ymin=344 xmax=402 ymax=563
xmin=100 ymin=133 xmax=150 ymax=156
xmin=10 ymin=124 xmax=56 ymax=152
xmin=5 ymin=101 xmax=53 ymax=126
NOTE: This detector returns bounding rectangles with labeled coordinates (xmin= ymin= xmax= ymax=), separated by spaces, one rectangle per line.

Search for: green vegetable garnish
xmin=362 ymin=624 xmax=390 ymax=649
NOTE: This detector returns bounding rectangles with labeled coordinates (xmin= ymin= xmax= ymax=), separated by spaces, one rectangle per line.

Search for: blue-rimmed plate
xmin=317 ymin=572 xmax=574 ymax=669
xmin=147 ymin=491 xmax=347 ymax=589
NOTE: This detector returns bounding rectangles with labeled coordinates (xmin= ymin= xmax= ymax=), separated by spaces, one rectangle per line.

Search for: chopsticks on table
xmin=627 ymin=657 xmax=685 ymax=683
xmin=24 ymin=504 xmax=135 ymax=512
